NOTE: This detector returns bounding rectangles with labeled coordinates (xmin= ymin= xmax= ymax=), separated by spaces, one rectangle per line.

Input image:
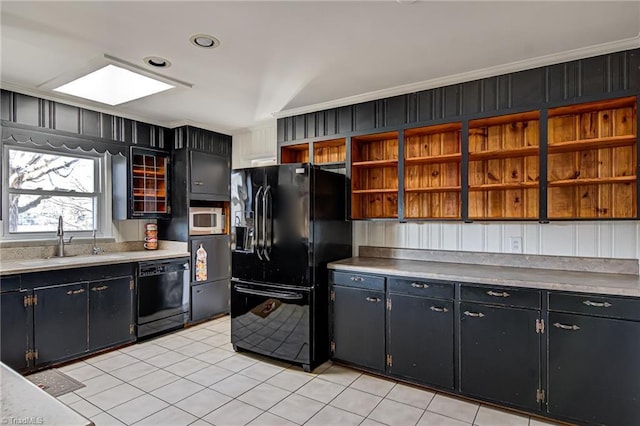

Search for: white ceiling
xmin=1 ymin=1 xmax=639 ymax=135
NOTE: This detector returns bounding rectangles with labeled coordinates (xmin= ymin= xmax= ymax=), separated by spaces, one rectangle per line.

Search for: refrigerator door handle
xmin=254 ymin=186 xmax=264 ymax=260
xmin=234 ymin=284 xmax=303 ymax=300
xmin=263 ymin=185 xmax=272 ymax=261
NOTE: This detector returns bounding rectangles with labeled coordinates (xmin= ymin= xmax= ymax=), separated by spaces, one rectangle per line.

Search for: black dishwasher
xmin=137 ymin=258 xmax=190 ymax=338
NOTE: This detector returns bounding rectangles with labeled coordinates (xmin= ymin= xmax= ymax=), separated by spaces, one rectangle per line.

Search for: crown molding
xmin=273 ymin=36 xmax=640 ymax=119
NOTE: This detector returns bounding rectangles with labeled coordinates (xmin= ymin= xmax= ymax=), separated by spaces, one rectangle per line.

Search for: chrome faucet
xmin=91 ymin=229 xmax=104 ymax=255
xmin=56 ymin=216 xmax=73 ymax=257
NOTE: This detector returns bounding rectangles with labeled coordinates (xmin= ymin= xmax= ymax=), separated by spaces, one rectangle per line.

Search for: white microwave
xmin=189 ymin=207 xmax=225 ymax=235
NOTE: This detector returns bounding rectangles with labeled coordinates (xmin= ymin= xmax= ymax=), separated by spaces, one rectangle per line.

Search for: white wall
xmin=354 ymin=221 xmax=640 ymax=260
xmin=232 ymin=120 xmax=277 ymax=169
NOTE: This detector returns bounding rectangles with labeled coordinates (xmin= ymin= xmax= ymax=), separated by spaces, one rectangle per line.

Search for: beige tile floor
xmin=55 ymin=316 xmax=565 ymax=426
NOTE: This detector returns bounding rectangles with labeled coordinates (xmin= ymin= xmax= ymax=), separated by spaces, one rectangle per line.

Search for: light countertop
xmin=0 ymin=244 xmax=189 ymax=276
xmin=1 ymin=362 xmax=93 ymax=426
xmin=329 ymin=256 xmax=640 ymax=297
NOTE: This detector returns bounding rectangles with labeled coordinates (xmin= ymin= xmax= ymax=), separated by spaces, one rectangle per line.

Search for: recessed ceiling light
xmin=190 ymin=34 xmax=220 ymax=49
xmin=144 ymin=56 xmax=171 ymax=68
xmin=53 ymin=64 xmax=174 ymax=106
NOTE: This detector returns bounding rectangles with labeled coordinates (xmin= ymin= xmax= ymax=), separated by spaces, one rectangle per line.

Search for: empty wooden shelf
xmin=404 ymin=123 xmax=462 ymax=219
xmin=280 ymin=143 xmax=310 ymax=163
xmin=351 ymin=131 xmax=399 ymax=219
xmin=468 ymin=112 xmax=540 ymax=219
xmin=547 ymin=96 xmax=637 ymax=219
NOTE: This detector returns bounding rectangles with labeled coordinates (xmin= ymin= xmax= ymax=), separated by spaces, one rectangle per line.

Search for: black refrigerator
xmin=230 ymin=163 xmax=352 ymax=371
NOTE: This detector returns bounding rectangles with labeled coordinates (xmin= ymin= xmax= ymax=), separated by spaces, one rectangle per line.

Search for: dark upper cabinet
xmin=190 ymin=151 xmax=230 ymax=200
xmin=88 ymin=276 xmax=135 ymax=351
xmin=1 ymin=289 xmax=32 ymax=372
xmin=113 ymin=147 xmax=171 ymax=219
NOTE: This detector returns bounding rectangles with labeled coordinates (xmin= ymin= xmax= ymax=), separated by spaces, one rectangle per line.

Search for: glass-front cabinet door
xmin=130 ymin=148 xmax=169 ymax=217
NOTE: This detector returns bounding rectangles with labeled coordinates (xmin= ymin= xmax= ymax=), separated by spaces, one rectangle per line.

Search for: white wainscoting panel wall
xmin=353 ymin=221 xmax=640 ymax=260
xmin=232 ymin=121 xmax=277 ymax=169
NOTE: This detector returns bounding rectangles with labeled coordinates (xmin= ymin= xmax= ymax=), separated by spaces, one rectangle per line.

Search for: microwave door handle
xmin=254 ymin=186 xmax=263 ymax=260
xmin=263 ymin=185 xmax=271 ymax=261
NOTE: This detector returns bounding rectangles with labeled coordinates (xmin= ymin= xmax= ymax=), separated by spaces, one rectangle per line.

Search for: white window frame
xmin=1 ymin=144 xmax=112 ymax=240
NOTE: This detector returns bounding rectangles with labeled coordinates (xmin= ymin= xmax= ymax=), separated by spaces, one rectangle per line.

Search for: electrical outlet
xmin=509 ymin=236 xmax=522 ymax=253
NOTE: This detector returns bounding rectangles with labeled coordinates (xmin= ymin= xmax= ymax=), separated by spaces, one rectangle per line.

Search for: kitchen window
xmin=2 ymin=145 xmax=109 ymax=238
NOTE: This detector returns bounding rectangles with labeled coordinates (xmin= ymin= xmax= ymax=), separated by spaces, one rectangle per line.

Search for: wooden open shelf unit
xmin=280 ymin=142 xmax=310 ymax=164
xmin=468 ymin=111 xmax=540 ymax=219
xmin=351 ymin=131 xmax=399 ymax=219
xmin=404 ymin=122 xmax=462 ymax=219
xmin=314 ymin=138 xmax=346 ymax=165
xmin=547 ymin=96 xmax=637 ymax=219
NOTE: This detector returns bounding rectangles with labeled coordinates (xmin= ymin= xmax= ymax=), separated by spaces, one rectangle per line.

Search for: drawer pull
xmin=411 ymin=282 xmax=429 ymax=289
xmin=193 ymin=181 xmax=204 ymax=186
xmin=350 ymin=277 xmax=364 ymax=282
xmin=66 ymin=289 xmax=85 ymax=295
xmin=583 ymin=300 xmax=612 ymax=308
xmin=365 ymin=297 xmax=381 ymax=303
xmin=463 ymin=311 xmax=485 ymax=318
xmin=487 ymin=290 xmax=510 ymax=298
xmin=553 ymin=323 xmax=580 ymax=331
xmin=91 ymin=285 xmax=109 ymax=292
xmin=430 ymin=306 xmax=448 ymax=313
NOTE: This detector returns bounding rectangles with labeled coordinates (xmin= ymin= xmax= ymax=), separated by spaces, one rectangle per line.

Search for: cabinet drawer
xmin=331 ymin=271 xmax=384 ymax=291
xmin=549 ymin=292 xmax=640 ymax=321
xmin=192 ymin=279 xmax=229 ymax=322
xmin=387 ymin=278 xmax=454 ymax=299
xmin=460 ymin=285 xmax=540 ymax=309
xmin=0 ymin=275 xmax=20 ymax=293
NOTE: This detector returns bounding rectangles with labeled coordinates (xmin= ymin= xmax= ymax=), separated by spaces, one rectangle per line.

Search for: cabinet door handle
xmin=553 ymin=323 xmax=581 ymax=331
xmin=487 ymin=290 xmax=510 ymax=298
xmin=430 ymin=306 xmax=448 ymax=313
xmin=463 ymin=310 xmax=485 ymax=318
xmin=365 ymin=297 xmax=381 ymax=303
xmin=411 ymin=282 xmax=429 ymax=289
xmin=193 ymin=181 xmax=204 ymax=186
xmin=350 ymin=276 xmax=364 ymax=282
xmin=583 ymin=300 xmax=611 ymax=308
xmin=66 ymin=289 xmax=85 ymax=295
xmin=91 ymin=285 xmax=109 ymax=292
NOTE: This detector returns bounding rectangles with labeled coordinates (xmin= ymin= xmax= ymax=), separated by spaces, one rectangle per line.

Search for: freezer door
xmin=231 ymin=280 xmax=311 ymax=365
xmin=231 ymin=168 xmax=266 ymax=282
xmin=262 ymin=165 xmax=312 ymax=287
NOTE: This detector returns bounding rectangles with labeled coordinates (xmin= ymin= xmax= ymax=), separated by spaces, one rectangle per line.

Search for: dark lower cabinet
xmin=331 ymin=285 xmax=385 ymax=371
xmin=34 ymin=282 xmax=88 ymax=366
xmin=459 ymin=302 xmax=541 ymax=412
xmin=88 ymin=277 xmax=135 ymax=351
xmin=1 ymin=290 xmax=32 ymax=371
xmin=388 ymin=293 xmax=454 ymax=389
xmin=548 ymin=312 xmax=640 ymax=426
xmin=191 ymin=279 xmax=229 ymax=322
xmin=191 ymin=235 xmax=231 ymax=283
